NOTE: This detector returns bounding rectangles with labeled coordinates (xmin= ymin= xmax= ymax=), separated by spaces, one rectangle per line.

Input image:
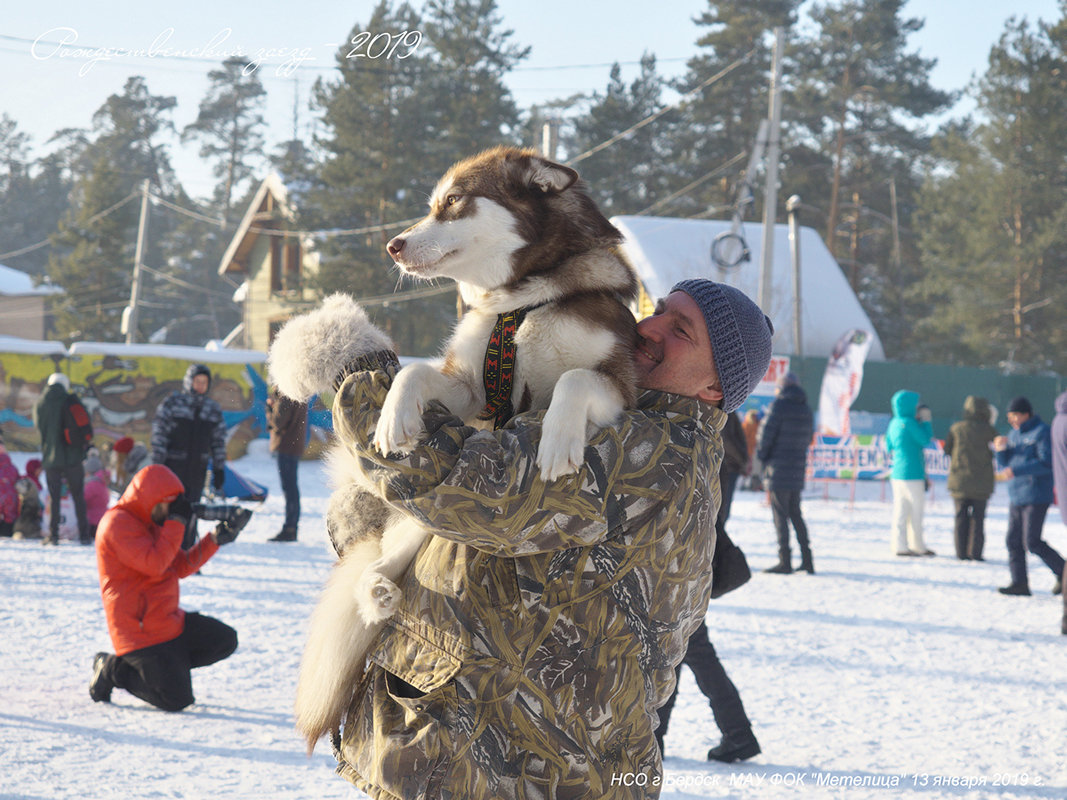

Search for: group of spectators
xmin=888 ymin=389 xmax=1065 ymax=611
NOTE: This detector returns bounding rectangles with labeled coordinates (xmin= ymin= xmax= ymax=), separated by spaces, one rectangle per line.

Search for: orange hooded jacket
xmin=95 ymin=464 xmax=219 ymax=655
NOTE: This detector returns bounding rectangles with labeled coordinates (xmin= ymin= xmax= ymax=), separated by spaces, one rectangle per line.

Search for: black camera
xmin=191 ymin=503 xmax=253 ymax=534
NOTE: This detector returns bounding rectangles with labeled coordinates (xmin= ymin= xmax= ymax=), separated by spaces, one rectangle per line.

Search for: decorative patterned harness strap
xmin=477 ymin=304 xmax=543 ymax=429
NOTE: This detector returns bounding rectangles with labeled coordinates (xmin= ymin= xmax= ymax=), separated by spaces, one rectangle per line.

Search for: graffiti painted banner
xmin=808 ymin=435 xmax=949 ymax=481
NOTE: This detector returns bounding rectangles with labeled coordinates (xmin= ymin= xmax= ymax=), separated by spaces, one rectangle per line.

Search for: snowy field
xmin=2 ymin=443 xmax=1065 ymax=800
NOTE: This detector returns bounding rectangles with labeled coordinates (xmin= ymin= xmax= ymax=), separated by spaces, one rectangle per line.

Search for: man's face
xmin=150 ymin=499 xmax=172 ymax=526
xmin=1007 ymin=411 xmax=1029 ymax=430
xmin=633 ymin=291 xmax=723 ymax=405
xmin=191 ymin=374 xmax=210 ymax=394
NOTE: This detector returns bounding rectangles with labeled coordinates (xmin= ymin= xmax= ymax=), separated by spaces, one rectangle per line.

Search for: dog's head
xmin=387 ymin=146 xmax=619 ymax=290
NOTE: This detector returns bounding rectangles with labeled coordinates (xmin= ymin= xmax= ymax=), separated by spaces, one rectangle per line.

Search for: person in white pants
xmin=886 ymin=389 xmax=935 ymax=556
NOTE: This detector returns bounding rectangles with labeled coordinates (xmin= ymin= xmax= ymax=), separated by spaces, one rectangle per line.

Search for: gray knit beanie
xmin=670 ymin=279 xmax=774 ymax=413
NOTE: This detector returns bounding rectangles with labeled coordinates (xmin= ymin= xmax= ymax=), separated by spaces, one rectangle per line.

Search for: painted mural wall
xmin=0 ymin=338 xmax=289 ymax=457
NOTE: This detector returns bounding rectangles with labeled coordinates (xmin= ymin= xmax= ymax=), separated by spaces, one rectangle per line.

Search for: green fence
xmin=788 ymin=357 xmax=1066 ymax=438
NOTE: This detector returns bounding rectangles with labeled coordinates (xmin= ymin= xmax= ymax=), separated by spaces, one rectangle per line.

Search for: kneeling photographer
xmin=89 ymin=464 xmax=252 ymax=711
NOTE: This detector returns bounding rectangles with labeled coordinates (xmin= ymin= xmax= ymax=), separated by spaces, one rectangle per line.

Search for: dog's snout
xmin=387 ymin=236 xmax=405 ymax=259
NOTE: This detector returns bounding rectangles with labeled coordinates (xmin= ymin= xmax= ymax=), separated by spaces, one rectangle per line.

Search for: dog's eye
xmin=445 ymin=194 xmax=460 ymax=206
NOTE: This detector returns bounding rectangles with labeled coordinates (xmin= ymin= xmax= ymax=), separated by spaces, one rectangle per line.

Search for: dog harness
xmin=477 ymin=304 xmax=542 ymax=428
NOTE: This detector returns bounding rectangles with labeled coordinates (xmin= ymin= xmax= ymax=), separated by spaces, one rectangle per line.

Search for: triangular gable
xmin=218 ymin=173 xmax=294 ymax=276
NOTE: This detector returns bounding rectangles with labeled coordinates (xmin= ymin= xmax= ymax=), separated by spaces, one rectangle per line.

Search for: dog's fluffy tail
xmin=294 ymin=540 xmax=383 ymax=754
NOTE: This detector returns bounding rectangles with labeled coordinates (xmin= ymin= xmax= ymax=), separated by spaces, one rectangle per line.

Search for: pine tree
xmin=419 ymin=0 xmax=528 ymax=164
xmin=789 ymin=0 xmax=950 ymax=264
xmin=915 ymin=14 xmax=1067 ymax=372
xmin=0 ymin=116 xmax=72 ymax=278
xmin=667 ymin=0 xmax=800 ymax=217
xmin=565 ymin=55 xmax=672 ymax=217
xmin=46 ymin=76 xmax=178 ymax=342
xmin=181 ymin=57 xmax=268 ymax=224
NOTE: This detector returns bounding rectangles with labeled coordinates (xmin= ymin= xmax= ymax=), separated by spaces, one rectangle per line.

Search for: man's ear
xmin=697 ymin=384 xmax=724 ymax=406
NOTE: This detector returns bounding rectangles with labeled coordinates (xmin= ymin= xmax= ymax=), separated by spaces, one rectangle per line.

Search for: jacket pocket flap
xmin=369 ymin=624 xmax=462 ymax=694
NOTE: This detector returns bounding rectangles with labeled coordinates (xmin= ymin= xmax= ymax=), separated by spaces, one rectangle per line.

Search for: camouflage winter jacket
xmin=330 ymin=362 xmax=723 ymax=800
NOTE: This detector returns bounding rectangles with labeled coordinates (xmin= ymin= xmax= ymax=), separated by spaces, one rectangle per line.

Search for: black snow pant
xmin=655 ymin=622 xmax=752 ymax=744
xmin=952 ymin=497 xmax=987 ymax=560
xmin=102 ymin=612 xmax=237 ymax=711
xmin=770 ymin=487 xmax=811 ymax=566
xmin=45 ymin=463 xmax=89 ymax=542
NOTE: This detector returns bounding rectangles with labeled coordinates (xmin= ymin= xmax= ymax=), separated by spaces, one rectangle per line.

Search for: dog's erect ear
xmin=524 ymin=156 xmax=578 ymax=194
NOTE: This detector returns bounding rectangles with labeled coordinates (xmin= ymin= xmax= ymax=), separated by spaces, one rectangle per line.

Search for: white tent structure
xmin=612 ymin=216 xmax=886 ymax=361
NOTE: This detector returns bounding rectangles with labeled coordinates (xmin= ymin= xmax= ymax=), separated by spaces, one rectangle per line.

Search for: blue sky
xmin=1 ymin=0 xmax=1062 ymax=199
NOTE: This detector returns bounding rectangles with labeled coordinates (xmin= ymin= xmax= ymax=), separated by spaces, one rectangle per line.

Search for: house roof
xmin=611 ymin=215 xmax=886 ymax=361
xmin=217 ymin=173 xmax=294 ymax=276
xmin=0 ymin=263 xmax=62 ymax=297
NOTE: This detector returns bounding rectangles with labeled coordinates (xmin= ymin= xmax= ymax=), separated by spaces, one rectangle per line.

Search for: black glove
xmin=212 ymin=467 xmax=226 ymax=491
xmin=213 ymin=507 xmax=253 ymax=545
xmin=166 ymin=513 xmax=189 ymax=530
xmin=169 ymin=496 xmax=192 ymax=526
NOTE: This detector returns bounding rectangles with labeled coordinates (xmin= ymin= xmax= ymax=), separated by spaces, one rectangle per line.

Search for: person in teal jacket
xmin=886 ymin=389 xmax=934 ymax=556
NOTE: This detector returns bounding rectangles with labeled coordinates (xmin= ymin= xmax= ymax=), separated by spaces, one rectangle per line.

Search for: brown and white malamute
xmin=282 ymin=146 xmax=639 ymax=751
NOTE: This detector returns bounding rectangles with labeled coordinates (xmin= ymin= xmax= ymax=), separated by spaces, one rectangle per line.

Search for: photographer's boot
xmin=89 ymin=652 xmax=114 ymax=703
xmin=269 ymin=527 xmax=297 ymax=542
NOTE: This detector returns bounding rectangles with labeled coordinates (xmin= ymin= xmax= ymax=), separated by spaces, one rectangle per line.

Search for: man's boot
xmin=708 ymin=730 xmax=761 ymax=762
xmin=798 ymin=551 xmax=815 ymax=574
xmin=998 ymin=583 xmax=1031 ymax=596
xmin=269 ymin=527 xmax=297 ymax=542
xmin=764 ymin=561 xmax=792 ymax=574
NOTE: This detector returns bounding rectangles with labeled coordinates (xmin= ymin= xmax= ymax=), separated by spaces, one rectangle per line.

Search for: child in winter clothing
xmin=13 ymin=475 xmax=43 ymax=539
xmin=0 ymin=433 xmax=19 ymax=537
xmin=886 ymin=389 xmax=934 ymax=556
xmin=110 ymin=437 xmax=149 ymax=494
xmin=83 ymin=452 xmax=111 ymax=540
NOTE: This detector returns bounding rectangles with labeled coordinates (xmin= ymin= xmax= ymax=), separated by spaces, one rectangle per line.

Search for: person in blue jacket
xmin=993 ymin=396 xmax=1065 ymax=596
xmin=886 ymin=389 xmax=934 ymax=556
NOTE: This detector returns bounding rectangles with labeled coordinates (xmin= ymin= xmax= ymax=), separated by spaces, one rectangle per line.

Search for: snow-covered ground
xmin=2 ymin=444 xmax=1065 ymax=799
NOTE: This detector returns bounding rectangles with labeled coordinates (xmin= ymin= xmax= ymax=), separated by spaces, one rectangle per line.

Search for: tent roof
xmin=612 ymin=215 xmax=886 ymax=361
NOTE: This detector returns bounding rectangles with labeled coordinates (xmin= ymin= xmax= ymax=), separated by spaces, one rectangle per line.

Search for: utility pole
xmin=541 ymin=119 xmax=559 ymax=160
xmin=787 ymin=194 xmax=803 ymax=363
xmin=122 ymin=179 xmax=150 ymax=344
xmin=758 ymin=26 xmax=785 ymax=312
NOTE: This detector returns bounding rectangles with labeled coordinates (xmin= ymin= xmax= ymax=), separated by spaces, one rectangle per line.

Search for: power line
xmin=633 ymin=151 xmax=748 ymax=216
xmin=0 ymin=191 xmax=139 ymax=261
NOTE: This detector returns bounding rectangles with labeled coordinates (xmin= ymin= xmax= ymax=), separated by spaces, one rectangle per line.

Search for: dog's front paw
xmin=373 ymin=388 xmax=424 ymax=455
xmin=536 ymin=405 xmax=588 ymax=482
xmin=356 ymin=571 xmax=402 ymax=624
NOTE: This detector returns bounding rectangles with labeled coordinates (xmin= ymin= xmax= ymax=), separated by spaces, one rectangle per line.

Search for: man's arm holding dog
xmin=330 ymin=362 xmax=721 ymax=557
xmin=267 ymin=293 xmax=722 ymax=558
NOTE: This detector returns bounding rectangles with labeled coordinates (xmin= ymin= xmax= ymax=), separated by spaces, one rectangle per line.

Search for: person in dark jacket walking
xmin=33 ymin=373 xmax=92 ymax=545
xmin=757 ymin=372 xmax=815 ymax=574
xmin=89 ymin=464 xmax=248 ymax=710
xmin=265 ymin=385 xmax=307 ymax=542
xmin=654 ymin=412 xmax=760 ymax=763
xmin=151 ymin=364 xmax=228 ymax=549
xmin=1047 ymin=390 xmax=1067 ymax=627
xmin=994 ymin=396 xmax=1065 ymax=596
xmin=943 ymin=396 xmax=997 ymax=561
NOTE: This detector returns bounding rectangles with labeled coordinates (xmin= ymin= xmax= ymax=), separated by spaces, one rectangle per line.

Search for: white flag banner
xmin=817 ymin=329 xmax=872 ymax=436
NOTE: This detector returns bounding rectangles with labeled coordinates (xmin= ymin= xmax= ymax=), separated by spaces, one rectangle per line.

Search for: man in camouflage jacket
xmin=271 ymin=280 xmax=773 ymax=800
